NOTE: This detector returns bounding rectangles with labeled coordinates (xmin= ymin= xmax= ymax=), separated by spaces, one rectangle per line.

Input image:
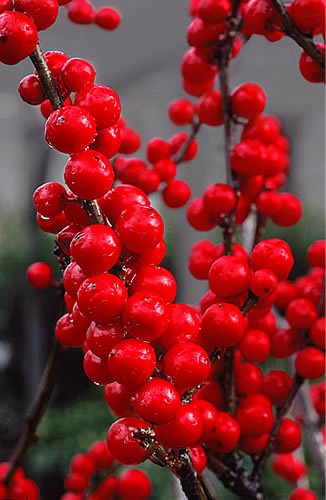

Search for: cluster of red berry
xmin=0 ymin=462 xmax=39 ymax=500
xmin=61 ymin=440 xmax=151 ymax=500
xmin=0 ymin=0 xmax=325 ymax=498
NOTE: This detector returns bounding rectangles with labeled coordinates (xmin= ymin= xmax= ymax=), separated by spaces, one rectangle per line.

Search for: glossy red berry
xmin=67 ymin=0 xmax=95 ymax=24
xmin=95 ymin=7 xmax=121 ymax=30
xmin=153 ymin=158 xmax=177 ymax=181
xmin=187 ymin=197 xmax=216 ymax=231
xmin=63 ymin=261 xmax=88 ymax=299
xmin=75 ymin=84 xmax=121 ymax=129
xmin=203 ymin=183 xmax=236 ymax=216
xmin=262 ymin=370 xmax=293 ymax=406
xmin=45 ymin=106 xmax=96 ymax=154
xmin=131 ymin=378 xmax=181 ymax=424
xmin=285 ymin=298 xmax=318 ymax=330
xmin=197 ymin=90 xmax=223 ymax=126
xmin=130 ymin=266 xmax=177 ymax=303
xmin=198 ymin=0 xmax=231 ymax=23
xmin=181 ymin=47 xmax=217 ymax=85
xmin=64 ymin=149 xmax=114 ymax=199
xmin=104 ymin=382 xmax=133 ymax=417
xmin=271 ymin=193 xmax=303 ymax=227
xmin=15 ymin=0 xmax=59 ymax=30
xmin=230 ymin=139 xmax=266 ymax=176
xmin=26 ymin=262 xmax=53 ymax=289
xmin=163 ymin=342 xmax=210 ymax=390
xmin=70 ymin=225 xmax=121 ymax=275
xmin=299 ymin=45 xmax=325 ymax=83
xmin=236 ymin=362 xmax=264 ymax=396
xmin=154 ymin=405 xmax=203 ymax=448
xmin=209 ymin=255 xmax=251 ymax=298
xmin=250 ymin=269 xmax=278 ymax=298
xmin=240 ymin=329 xmax=271 ymax=362
xmin=271 ymin=328 xmax=301 ymax=358
xmin=18 ymin=74 xmax=44 ymax=105
xmin=189 ymin=445 xmax=207 ymax=476
xmin=201 ymin=303 xmax=246 ymax=348
xmin=70 ymin=453 xmax=95 ymax=478
xmin=107 ymin=417 xmax=150 ymax=465
xmin=275 ymin=418 xmax=301 ymax=453
xmin=295 ymin=347 xmax=325 ymax=379
xmin=86 ymin=320 xmax=124 ymax=358
xmin=250 ymin=238 xmax=294 ymax=281
xmin=231 ymin=82 xmax=266 ymax=120
xmin=77 ymin=273 xmax=128 ymax=323
xmin=61 ymin=57 xmax=96 ymax=92
xmin=236 ymin=394 xmax=275 ymax=437
xmin=33 ymin=182 xmax=67 ymax=218
xmin=0 ymin=11 xmax=38 ymax=65
xmin=291 ymin=0 xmax=325 ymax=34
xmin=115 ymin=205 xmax=164 ymax=254
xmin=159 ymin=304 xmax=200 ymax=349
xmin=162 ymin=179 xmax=192 ymax=208
xmin=88 ymin=440 xmax=115 ymax=470
xmin=83 ymin=350 xmax=112 ymax=385
xmin=122 ymin=291 xmax=168 ymax=342
xmin=102 ymin=184 xmax=150 ymax=224
xmin=107 ymin=339 xmax=156 ymax=386
xmin=206 ymin=412 xmax=240 ymax=453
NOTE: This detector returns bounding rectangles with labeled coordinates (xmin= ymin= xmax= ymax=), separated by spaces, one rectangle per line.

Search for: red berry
xmin=206 ymin=412 xmax=240 ymax=453
xmin=0 ymin=11 xmax=38 ymax=65
xmin=169 ymin=131 xmax=198 ymax=161
xmin=262 ymin=370 xmax=293 ymax=406
xmin=285 ymin=298 xmax=318 ymax=330
xmin=26 ymin=262 xmax=53 ymax=288
xmin=291 ymin=0 xmax=325 ymax=34
xmin=15 ymin=0 xmax=58 ymax=30
xmin=240 ymin=329 xmax=271 ymax=362
xmin=189 ymin=240 xmax=217 ymax=280
xmin=159 ymin=304 xmax=200 ymax=349
xmin=107 ymin=417 xmax=150 ymax=465
xmin=187 ymin=16 xmax=224 ymax=48
xmin=102 ymin=184 xmax=150 ymax=224
xmin=295 ymin=347 xmax=325 ymax=379
xmin=190 ymin=400 xmax=219 ymax=441
xmin=107 ymin=339 xmax=156 ymax=386
xmin=189 ymin=446 xmax=207 ymax=476
xmin=118 ymin=469 xmax=151 ymax=500
xmin=122 ymin=291 xmax=168 ymax=342
xmin=18 ymin=74 xmax=45 ymax=105
xmin=162 ymin=179 xmax=192 ymax=208
xmin=61 ymin=57 xmax=96 ymax=92
xmin=104 ymin=382 xmax=134 ymax=417
xmin=209 ymin=255 xmax=251 ymax=298
xmin=197 ymin=90 xmax=223 ymax=126
xmin=131 ymin=378 xmax=181 ymax=424
xmin=250 ymin=269 xmax=278 ymax=298
xmin=203 ymin=183 xmax=236 ymax=216
xmin=64 ymin=150 xmax=114 ymax=200
xmin=164 ymin=342 xmax=210 ymax=390
xmin=299 ymin=45 xmax=325 ymax=83
xmin=67 ymin=0 xmax=95 ymax=24
xmin=153 ymin=158 xmax=177 ymax=181
xmin=115 ymin=205 xmax=164 ymax=254
xmin=231 ymin=82 xmax=266 ymax=120
xmin=88 ymin=440 xmax=115 ymax=469
xmin=55 ymin=312 xmax=87 ymax=347
xmin=168 ymin=98 xmax=194 ymax=125
xmin=201 ymin=303 xmax=246 ymax=348
xmin=250 ymin=238 xmax=294 ymax=281
xmin=289 ymin=488 xmax=317 ymax=500
xmin=236 ymin=362 xmax=263 ymax=395
xmin=95 ymin=7 xmax=121 ymax=30
xmin=230 ymin=139 xmax=266 ymax=176
xmin=256 ymin=191 xmax=282 ymax=217
xmin=77 ymin=273 xmax=128 ymax=323
xmin=45 ymin=106 xmax=96 ymax=154
xmin=70 ymin=225 xmax=121 ymax=275
xmin=83 ymin=350 xmax=112 ymax=385
xmin=271 ymin=328 xmax=301 ymax=358
xmin=274 ymin=281 xmax=300 ymax=311
xmin=181 ymin=47 xmax=217 ymax=85
xmin=130 ymin=266 xmax=177 ymax=303
xmin=33 ymin=182 xmax=67 ymax=217
xmin=236 ymin=394 xmax=274 ymax=437
xmin=75 ymin=84 xmax=121 ymax=129
xmin=307 ymin=240 xmax=326 ymax=268
xmin=86 ymin=320 xmax=124 ymax=358
xmin=275 ymin=418 xmax=301 ymax=453
xmin=187 ymin=197 xmax=216 ymax=231
xmin=119 ymin=127 xmax=141 ymax=154
xmin=271 ymin=193 xmax=303 ymax=227
xmin=154 ymin=405 xmax=203 ymax=448
xmin=63 ymin=261 xmax=88 ymax=299
xmin=70 ymin=453 xmax=95 ymax=478
xmin=310 ymin=317 xmax=326 ymax=349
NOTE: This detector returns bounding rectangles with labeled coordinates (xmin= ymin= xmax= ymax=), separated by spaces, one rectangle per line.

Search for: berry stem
xmin=3 ymin=340 xmax=63 ymax=487
xmin=29 ymin=44 xmax=63 ymax=110
xmin=250 ymin=373 xmax=304 ymax=481
xmin=174 ymin=120 xmax=201 ymax=165
xmin=270 ymin=0 xmax=325 ymax=69
xmin=253 ymin=211 xmax=267 ymax=248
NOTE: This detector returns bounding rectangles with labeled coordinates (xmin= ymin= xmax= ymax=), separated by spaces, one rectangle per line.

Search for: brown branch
xmin=253 ymin=211 xmax=267 ymax=247
xmin=223 ymin=348 xmax=237 ymax=416
xmin=30 ymin=44 xmax=63 ymax=110
xmin=207 ymin=451 xmax=264 ymax=500
xmin=173 ymin=121 xmax=201 ymax=165
xmin=241 ymin=292 xmax=258 ymax=316
xmin=250 ymin=373 xmax=304 ymax=481
xmin=270 ymin=0 xmax=325 ymax=69
xmin=3 ymin=341 xmax=63 ymax=486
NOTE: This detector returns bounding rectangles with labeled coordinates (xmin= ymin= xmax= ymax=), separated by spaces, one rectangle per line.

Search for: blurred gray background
xmin=0 ymin=2 xmax=324 ymax=498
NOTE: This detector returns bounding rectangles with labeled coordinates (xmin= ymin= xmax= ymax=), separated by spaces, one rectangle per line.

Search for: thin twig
xmin=30 ymin=44 xmax=63 ymax=110
xmin=173 ymin=121 xmax=201 ymax=165
xmin=250 ymin=373 xmax=304 ymax=481
xmin=253 ymin=211 xmax=267 ymax=248
xmin=3 ymin=341 xmax=63 ymax=486
xmin=270 ymin=0 xmax=325 ymax=69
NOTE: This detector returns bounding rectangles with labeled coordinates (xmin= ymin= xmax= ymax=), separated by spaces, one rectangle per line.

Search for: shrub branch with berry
xmin=0 ymin=0 xmax=325 ymax=499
